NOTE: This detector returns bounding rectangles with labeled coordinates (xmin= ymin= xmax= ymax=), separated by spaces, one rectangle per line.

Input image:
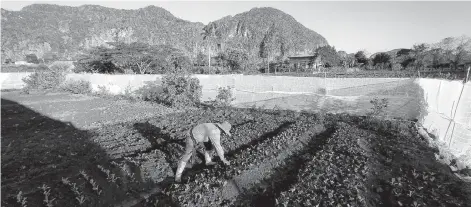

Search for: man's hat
xmin=216 ymin=121 xmax=232 ymax=137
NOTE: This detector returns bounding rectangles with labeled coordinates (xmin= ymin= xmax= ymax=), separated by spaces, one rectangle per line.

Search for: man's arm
xmin=209 ymin=133 xmax=230 ymax=165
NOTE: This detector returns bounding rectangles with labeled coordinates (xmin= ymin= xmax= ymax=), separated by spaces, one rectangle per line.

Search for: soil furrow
xmin=225 ymin=121 xmax=295 ymax=158
xmin=233 ymin=126 xmax=337 ymax=206
xmin=161 ymin=115 xmax=324 ymax=206
xmin=223 ymin=123 xmax=328 ymax=201
xmin=275 ymin=122 xmax=372 ymax=207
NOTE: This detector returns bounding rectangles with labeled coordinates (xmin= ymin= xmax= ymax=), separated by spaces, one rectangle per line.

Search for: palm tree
xmin=201 ymin=22 xmax=217 ymax=72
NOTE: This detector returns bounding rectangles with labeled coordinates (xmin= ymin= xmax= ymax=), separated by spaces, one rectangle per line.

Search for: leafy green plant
xmin=214 ymin=86 xmax=235 ymax=106
xmin=97 ymin=165 xmax=119 ymax=183
xmin=79 ymin=170 xmax=102 ymax=195
xmin=22 ymin=67 xmax=66 ymax=93
xmin=134 ymin=80 xmax=163 ymax=102
xmin=93 ymin=85 xmax=112 ymax=97
xmin=60 ymin=80 xmax=92 ymax=94
xmin=111 ymin=161 xmax=136 ymax=182
xmin=367 ymin=97 xmax=389 ymax=116
xmin=39 ymin=184 xmax=55 ymax=207
xmin=61 ymin=177 xmax=86 ymax=205
xmin=16 ymin=191 xmax=27 ymax=207
xmin=158 ymin=72 xmax=202 ymax=108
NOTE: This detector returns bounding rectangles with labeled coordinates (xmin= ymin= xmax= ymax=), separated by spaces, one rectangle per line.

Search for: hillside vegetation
xmin=209 ymin=7 xmax=328 ymax=58
xmin=1 ymin=5 xmax=328 ymax=63
xmin=1 ymin=4 xmax=204 ymax=61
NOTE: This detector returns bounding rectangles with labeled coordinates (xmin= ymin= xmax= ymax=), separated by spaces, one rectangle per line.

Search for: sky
xmin=1 ymin=0 xmax=471 ymax=54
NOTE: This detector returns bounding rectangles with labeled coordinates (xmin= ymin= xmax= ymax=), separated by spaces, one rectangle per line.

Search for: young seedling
xmin=89 ymin=179 xmax=102 ymax=195
xmin=61 ymin=177 xmax=87 ymax=205
xmin=79 ymin=170 xmax=102 ymax=195
xmin=38 ymin=184 xmax=56 ymax=207
xmin=110 ymin=161 xmax=136 ymax=182
xmin=412 ymin=169 xmax=419 ymax=179
xmin=16 ymin=191 xmax=27 ymax=207
xmin=76 ymin=195 xmax=86 ymax=205
xmin=97 ymin=165 xmax=120 ymax=183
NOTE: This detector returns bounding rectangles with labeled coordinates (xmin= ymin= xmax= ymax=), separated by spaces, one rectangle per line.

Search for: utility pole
xmin=267 ymin=57 xmax=269 ymax=74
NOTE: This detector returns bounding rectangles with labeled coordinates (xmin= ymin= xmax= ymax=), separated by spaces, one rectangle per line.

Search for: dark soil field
xmin=2 ymin=94 xmax=471 ymax=207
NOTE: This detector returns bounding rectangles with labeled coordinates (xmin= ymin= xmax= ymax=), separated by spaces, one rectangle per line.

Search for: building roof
xmin=288 ymin=55 xmax=316 ymax=59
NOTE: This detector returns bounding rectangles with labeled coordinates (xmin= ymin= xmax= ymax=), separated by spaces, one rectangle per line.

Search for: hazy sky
xmin=1 ymin=0 xmax=471 ymax=54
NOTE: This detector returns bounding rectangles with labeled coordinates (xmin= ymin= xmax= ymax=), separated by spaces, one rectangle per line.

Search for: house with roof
xmin=287 ymin=53 xmax=322 ymax=72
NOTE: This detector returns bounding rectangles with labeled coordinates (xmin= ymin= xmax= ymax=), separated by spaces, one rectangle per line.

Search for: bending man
xmin=175 ymin=121 xmax=232 ymax=182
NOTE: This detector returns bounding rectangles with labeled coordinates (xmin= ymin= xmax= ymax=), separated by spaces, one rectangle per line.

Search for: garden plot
xmin=161 ymin=115 xmax=326 ymax=206
xmin=2 ymin=96 xmax=470 ymax=207
xmin=276 ymin=116 xmax=471 ymax=207
xmin=1 ymin=102 xmax=304 ymax=207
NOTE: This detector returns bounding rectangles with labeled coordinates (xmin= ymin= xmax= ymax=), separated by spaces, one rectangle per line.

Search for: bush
xmin=93 ymin=85 xmax=113 ymax=97
xmin=60 ymin=79 xmax=92 ymax=94
xmin=392 ymin=63 xmax=402 ymax=71
xmin=22 ymin=67 xmax=66 ymax=93
xmin=49 ymin=62 xmax=74 ymax=73
xmin=0 ymin=64 xmax=49 ymax=72
xmin=158 ymin=72 xmax=202 ymax=108
xmin=367 ymin=97 xmax=389 ymax=116
xmin=135 ymin=80 xmax=164 ymax=102
xmin=25 ymin=54 xmax=40 ymax=64
xmin=214 ymin=86 xmax=236 ymax=106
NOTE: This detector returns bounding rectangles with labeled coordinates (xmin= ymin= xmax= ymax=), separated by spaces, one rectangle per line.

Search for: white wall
xmin=1 ymin=73 xmax=469 ymax=158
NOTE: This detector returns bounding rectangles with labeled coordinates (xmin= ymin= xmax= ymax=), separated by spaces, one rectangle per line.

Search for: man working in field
xmin=175 ymin=121 xmax=232 ymax=182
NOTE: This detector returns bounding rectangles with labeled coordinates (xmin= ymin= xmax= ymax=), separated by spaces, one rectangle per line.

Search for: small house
xmin=287 ymin=54 xmax=322 ymax=72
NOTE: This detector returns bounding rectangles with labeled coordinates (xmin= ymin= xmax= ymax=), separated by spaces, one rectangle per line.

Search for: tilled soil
xmin=2 ymin=98 xmax=470 ymax=207
xmin=276 ymin=116 xmax=471 ymax=207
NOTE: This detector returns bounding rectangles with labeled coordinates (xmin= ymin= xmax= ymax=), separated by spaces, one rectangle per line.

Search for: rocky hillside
xmin=210 ymin=7 xmax=328 ymax=58
xmin=1 ymin=4 xmax=204 ymax=61
xmin=1 ymin=4 xmax=328 ymax=62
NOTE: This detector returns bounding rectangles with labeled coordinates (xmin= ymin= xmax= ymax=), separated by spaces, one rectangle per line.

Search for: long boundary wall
xmin=1 ymin=73 xmax=470 ymax=159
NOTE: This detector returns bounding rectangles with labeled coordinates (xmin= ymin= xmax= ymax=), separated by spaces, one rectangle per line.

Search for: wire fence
xmin=216 ymin=74 xmax=471 ymax=157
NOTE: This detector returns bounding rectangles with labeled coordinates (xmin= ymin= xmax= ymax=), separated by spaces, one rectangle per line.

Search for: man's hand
xmin=223 ymin=160 xmax=230 ymax=166
xmin=175 ymin=177 xmax=182 ymax=183
xmin=206 ymin=161 xmax=216 ymax=166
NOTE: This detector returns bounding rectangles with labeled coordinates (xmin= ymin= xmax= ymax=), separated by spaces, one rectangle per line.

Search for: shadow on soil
xmin=238 ymin=125 xmax=337 ymax=207
xmin=0 ymin=98 xmax=160 ymax=207
xmin=133 ymin=122 xmax=187 ymax=172
xmin=226 ymin=121 xmax=295 ymax=158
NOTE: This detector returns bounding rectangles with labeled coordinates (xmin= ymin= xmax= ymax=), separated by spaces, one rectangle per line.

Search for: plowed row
xmin=2 ymin=104 xmax=470 ymax=207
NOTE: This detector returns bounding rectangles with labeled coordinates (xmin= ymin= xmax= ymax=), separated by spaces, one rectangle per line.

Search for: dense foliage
xmin=355 ymin=51 xmax=369 ymax=65
xmin=60 ymin=79 xmax=92 ymax=94
xmin=74 ymin=42 xmax=191 ymax=74
xmin=1 ymin=4 xmax=204 ymax=61
xmin=197 ymin=7 xmax=328 ymax=60
xmin=316 ymin=45 xmax=342 ymax=67
xmin=25 ymin=54 xmax=40 ymax=64
xmin=367 ymin=36 xmax=471 ymax=71
xmin=1 ymin=5 xmax=328 ymax=66
xmin=22 ymin=66 xmax=66 ymax=93
xmin=213 ymin=86 xmax=236 ymax=107
xmin=158 ymin=71 xmax=202 ymax=108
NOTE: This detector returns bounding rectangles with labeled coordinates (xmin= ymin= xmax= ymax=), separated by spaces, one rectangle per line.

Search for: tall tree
xmin=372 ymin=53 xmax=391 ymax=70
xmin=354 ymin=50 xmax=369 ymax=65
xmin=429 ymin=47 xmax=444 ymax=69
xmin=412 ymin=43 xmax=429 ymax=70
xmin=201 ymin=22 xmax=218 ymax=72
xmin=453 ymin=36 xmax=471 ymax=70
xmin=259 ymin=24 xmax=277 ymax=73
xmin=316 ymin=45 xmax=341 ymax=67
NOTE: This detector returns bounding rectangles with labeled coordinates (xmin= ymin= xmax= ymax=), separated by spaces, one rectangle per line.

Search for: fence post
xmin=466 ymin=66 xmax=470 ymax=83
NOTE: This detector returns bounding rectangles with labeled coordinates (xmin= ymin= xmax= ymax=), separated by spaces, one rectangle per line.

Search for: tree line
xmin=18 ymin=32 xmax=467 ymax=74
